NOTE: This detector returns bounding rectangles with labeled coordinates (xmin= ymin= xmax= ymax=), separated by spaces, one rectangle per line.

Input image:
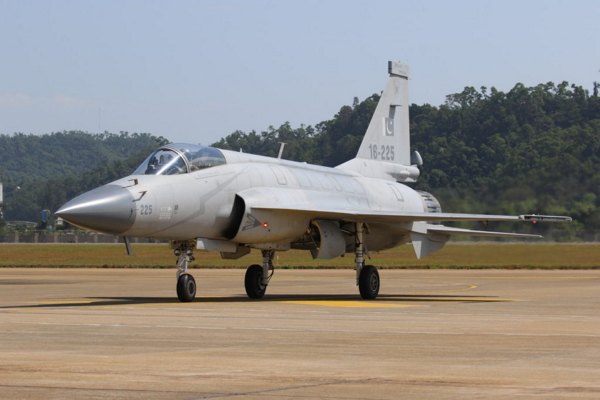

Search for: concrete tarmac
xmin=0 ymin=268 xmax=599 ymax=399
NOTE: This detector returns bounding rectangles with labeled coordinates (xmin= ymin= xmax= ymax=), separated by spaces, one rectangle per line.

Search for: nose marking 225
xmin=139 ymin=204 xmax=153 ymax=216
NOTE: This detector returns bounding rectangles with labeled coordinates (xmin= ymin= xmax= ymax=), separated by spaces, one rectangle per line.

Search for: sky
xmin=0 ymin=0 xmax=598 ymax=145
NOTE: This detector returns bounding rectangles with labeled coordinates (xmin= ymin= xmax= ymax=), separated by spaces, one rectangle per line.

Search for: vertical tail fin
xmin=337 ymin=61 xmax=419 ymax=182
xmin=357 ymin=61 xmax=411 ymax=165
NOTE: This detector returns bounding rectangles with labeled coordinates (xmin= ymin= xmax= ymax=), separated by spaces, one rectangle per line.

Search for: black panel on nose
xmin=55 ymin=185 xmax=136 ymax=234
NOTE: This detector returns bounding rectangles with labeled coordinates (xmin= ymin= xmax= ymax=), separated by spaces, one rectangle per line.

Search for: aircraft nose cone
xmin=56 ymin=185 xmax=136 ymax=234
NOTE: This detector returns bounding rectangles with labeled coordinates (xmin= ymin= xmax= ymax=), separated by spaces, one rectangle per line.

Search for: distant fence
xmin=0 ymin=230 xmax=163 ymax=244
xmin=2 ymin=229 xmax=599 ymax=243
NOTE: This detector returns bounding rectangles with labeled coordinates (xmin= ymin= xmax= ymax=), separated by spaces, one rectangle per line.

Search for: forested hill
xmin=1 ymin=81 xmax=598 ymax=240
xmin=214 ymin=82 xmax=600 ymax=240
xmin=0 ymin=131 xmax=168 ymax=221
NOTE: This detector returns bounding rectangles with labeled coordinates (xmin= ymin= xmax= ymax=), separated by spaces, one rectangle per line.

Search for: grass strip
xmin=0 ymin=243 xmax=598 ymax=269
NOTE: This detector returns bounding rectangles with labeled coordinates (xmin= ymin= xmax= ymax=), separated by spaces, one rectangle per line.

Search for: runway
xmin=1 ymin=268 xmax=599 ymax=399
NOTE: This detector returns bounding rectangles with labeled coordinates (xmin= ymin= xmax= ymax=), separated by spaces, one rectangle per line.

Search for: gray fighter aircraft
xmin=56 ymin=61 xmax=571 ymax=302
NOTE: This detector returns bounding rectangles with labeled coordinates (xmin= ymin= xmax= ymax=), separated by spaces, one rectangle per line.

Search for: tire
xmin=177 ymin=273 xmax=196 ymax=302
xmin=245 ymin=264 xmax=267 ymax=299
xmin=359 ymin=265 xmax=380 ymax=300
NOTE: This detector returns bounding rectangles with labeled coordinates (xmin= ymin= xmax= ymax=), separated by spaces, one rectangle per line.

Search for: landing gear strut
xmin=355 ymin=223 xmax=379 ymax=299
xmin=245 ymin=250 xmax=274 ymax=299
xmin=172 ymin=240 xmax=197 ymax=302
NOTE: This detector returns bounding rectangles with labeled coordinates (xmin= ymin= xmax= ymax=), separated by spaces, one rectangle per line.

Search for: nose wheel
xmin=172 ymin=240 xmax=197 ymax=302
xmin=177 ymin=273 xmax=196 ymax=302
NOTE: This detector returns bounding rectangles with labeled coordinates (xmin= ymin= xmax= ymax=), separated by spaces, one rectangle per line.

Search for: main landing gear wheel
xmin=245 ymin=264 xmax=267 ymax=299
xmin=244 ymin=250 xmax=275 ymax=300
xmin=177 ymin=273 xmax=196 ymax=302
xmin=354 ymin=222 xmax=379 ymax=300
xmin=359 ymin=265 xmax=380 ymax=300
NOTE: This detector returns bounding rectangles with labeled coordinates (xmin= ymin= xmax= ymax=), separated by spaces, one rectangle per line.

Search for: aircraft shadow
xmin=0 ymin=293 xmax=507 ymax=309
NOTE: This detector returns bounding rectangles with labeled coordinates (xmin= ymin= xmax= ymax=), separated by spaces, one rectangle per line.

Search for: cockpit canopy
xmin=133 ymin=143 xmax=226 ymax=176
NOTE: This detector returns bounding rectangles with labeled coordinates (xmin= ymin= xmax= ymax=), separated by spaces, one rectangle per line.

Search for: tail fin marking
xmin=356 ymin=61 xmax=411 ymax=165
xmin=337 ymin=61 xmax=419 ymax=182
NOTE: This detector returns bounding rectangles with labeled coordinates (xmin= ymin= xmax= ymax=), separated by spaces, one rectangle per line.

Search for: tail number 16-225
xmin=368 ymin=144 xmax=395 ymax=161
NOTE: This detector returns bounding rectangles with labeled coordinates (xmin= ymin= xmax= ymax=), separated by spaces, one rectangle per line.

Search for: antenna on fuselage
xmin=277 ymin=142 xmax=286 ymax=159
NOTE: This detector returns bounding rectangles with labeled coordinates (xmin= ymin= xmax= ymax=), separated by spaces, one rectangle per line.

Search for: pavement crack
xmin=190 ymin=378 xmax=380 ymax=399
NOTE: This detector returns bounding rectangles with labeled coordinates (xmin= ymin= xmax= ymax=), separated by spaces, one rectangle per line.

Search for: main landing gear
xmin=170 ymin=225 xmax=379 ymax=302
xmin=242 ymin=223 xmax=379 ymax=301
xmin=172 ymin=240 xmax=197 ymax=302
xmin=245 ymin=250 xmax=274 ymax=299
xmin=355 ymin=222 xmax=380 ymax=300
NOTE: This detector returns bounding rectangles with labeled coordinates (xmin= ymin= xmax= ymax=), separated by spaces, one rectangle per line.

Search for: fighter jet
xmin=56 ymin=61 xmax=571 ymax=302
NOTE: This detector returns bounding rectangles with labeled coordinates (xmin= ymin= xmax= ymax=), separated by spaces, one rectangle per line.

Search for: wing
xmin=239 ymin=187 xmax=571 ymax=225
xmin=250 ymin=206 xmax=569 ymax=225
xmin=237 ymin=187 xmax=570 ymax=258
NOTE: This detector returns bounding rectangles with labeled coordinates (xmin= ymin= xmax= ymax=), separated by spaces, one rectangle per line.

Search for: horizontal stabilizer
xmin=427 ymin=225 xmax=542 ymax=239
xmin=410 ymin=223 xmax=543 ymax=259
